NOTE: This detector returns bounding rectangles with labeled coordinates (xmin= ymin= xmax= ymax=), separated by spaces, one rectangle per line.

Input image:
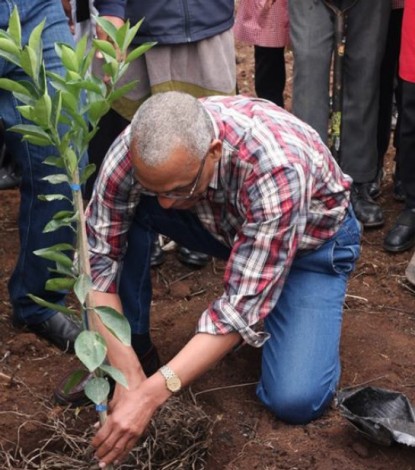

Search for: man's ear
xmin=209 ymin=139 xmax=222 ymax=162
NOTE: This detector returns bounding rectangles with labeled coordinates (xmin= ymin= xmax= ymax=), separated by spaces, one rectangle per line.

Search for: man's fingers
xmin=93 ymin=419 xmax=140 ymax=466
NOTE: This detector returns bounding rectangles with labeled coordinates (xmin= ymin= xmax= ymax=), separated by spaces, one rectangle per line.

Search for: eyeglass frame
xmin=138 ymin=148 xmax=210 ymax=200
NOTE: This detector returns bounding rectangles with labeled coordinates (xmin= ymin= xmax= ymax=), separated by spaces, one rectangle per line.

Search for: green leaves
xmin=94 ymin=306 xmax=131 ymax=346
xmin=0 ymin=6 xmax=154 ymax=411
xmin=34 ymin=243 xmax=74 ymax=267
xmin=85 ymin=377 xmax=111 ymax=406
xmin=7 ymin=7 xmax=21 ymax=47
xmin=75 ymin=330 xmax=107 ymax=373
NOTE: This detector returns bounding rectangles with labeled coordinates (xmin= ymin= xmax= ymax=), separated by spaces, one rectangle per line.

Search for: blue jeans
xmin=121 ymin=197 xmax=361 ymax=423
xmin=288 ymin=0 xmax=390 ymax=182
xmin=1 ymin=0 xmax=77 ymax=324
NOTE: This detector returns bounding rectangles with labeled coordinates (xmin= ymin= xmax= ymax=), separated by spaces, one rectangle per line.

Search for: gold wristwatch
xmin=159 ymin=365 xmax=182 ymax=393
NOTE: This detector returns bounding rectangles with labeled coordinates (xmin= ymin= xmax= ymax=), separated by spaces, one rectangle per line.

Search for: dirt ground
xmin=1 ymin=46 xmax=415 ymax=469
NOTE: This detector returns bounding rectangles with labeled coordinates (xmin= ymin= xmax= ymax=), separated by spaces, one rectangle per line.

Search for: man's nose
xmin=157 ymin=196 xmax=175 ymax=209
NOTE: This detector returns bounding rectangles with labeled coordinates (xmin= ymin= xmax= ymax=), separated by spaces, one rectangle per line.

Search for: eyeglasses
xmin=139 ymin=150 xmax=209 ymax=200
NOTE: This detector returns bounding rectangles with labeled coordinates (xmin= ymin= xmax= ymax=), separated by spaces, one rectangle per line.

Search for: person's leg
xmin=341 ymin=0 xmax=390 ymax=182
xmin=254 ymin=46 xmax=286 ymax=108
xmin=384 ymin=80 xmax=415 ymax=253
xmin=257 ymin=210 xmax=361 ymax=424
xmin=376 ymin=9 xmax=403 ymax=171
xmin=288 ymin=0 xmax=333 ymax=142
xmin=341 ymin=0 xmax=390 ymax=227
xmin=0 ymin=0 xmax=81 ymax=350
xmin=120 ymin=196 xmax=230 ymax=336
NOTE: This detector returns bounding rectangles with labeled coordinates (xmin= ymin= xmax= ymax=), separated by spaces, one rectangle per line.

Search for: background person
xmin=1 ymin=0 xmax=83 ymax=351
xmin=234 ymin=0 xmax=289 ymax=107
xmin=383 ymin=0 xmax=415 ymax=253
xmin=288 ymin=0 xmax=391 ymax=228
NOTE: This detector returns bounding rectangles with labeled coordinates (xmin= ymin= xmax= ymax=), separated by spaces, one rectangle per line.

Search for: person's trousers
xmin=120 ymin=197 xmax=361 ymax=423
xmin=288 ymin=0 xmax=390 ymax=182
xmin=377 ymin=8 xmax=403 ymax=168
xmin=0 ymin=0 xmax=79 ymax=324
xmin=254 ymin=46 xmax=286 ymax=108
xmin=399 ymin=80 xmax=415 ymax=209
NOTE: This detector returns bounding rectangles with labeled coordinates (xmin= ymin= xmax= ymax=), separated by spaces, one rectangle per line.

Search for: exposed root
xmin=0 ymin=392 xmax=213 ymax=469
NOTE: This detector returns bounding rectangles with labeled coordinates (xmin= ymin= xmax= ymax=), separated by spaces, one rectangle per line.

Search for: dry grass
xmin=0 ymin=392 xmax=213 ymax=469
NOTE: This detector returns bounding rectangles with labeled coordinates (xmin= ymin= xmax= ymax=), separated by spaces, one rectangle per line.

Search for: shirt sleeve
xmin=86 ymin=131 xmax=139 ymax=293
xmin=196 ymin=165 xmax=307 ymax=347
xmin=94 ymin=0 xmax=127 ymax=18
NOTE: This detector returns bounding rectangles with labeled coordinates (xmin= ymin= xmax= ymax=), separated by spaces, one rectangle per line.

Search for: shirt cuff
xmin=196 ymin=301 xmax=270 ymax=348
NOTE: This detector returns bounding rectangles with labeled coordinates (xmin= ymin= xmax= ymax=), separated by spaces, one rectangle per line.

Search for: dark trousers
xmin=85 ymin=108 xmax=129 ymax=199
xmin=377 ymin=8 xmax=403 ymax=170
xmin=254 ymin=46 xmax=286 ymax=108
xmin=399 ymin=80 xmax=415 ymax=209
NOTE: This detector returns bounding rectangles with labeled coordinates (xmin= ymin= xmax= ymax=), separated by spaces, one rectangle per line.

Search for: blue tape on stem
xmin=96 ymin=404 xmax=108 ymax=412
xmin=70 ymin=183 xmax=81 ymax=191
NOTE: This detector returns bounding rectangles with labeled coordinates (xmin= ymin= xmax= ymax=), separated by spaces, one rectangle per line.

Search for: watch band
xmin=159 ymin=365 xmax=182 ymax=393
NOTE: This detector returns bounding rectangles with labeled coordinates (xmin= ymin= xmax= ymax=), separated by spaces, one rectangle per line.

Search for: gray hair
xmin=130 ymin=91 xmax=214 ymax=167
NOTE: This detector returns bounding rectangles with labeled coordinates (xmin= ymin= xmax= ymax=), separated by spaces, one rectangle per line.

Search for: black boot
xmin=384 ymin=209 xmax=415 ymax=252
xmin=351 ymin=183 xmax=384 ymax=228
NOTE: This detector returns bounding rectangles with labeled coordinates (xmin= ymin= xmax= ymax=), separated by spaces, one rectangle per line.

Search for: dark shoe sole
xmin=383 ymin=238 xmax=415 ymax=253
xmin=361 ymin=218 xmax=385 ymax=229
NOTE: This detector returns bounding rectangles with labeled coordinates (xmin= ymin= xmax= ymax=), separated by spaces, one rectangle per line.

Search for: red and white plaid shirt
xmin=86 ymin=96 xmax=352 ymax=346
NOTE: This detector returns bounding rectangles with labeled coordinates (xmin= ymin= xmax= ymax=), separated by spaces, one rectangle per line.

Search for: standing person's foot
xmin=367 ymin=169 xmax=383 ymax=200
xmin=383 ymin=209 xmax=415 ymax=252
xmin=393 ymin=178 xmax=406 ymax=202
xmin=176 ymin=246 xmax=210 ymax=268
xmin=12 ymin=312 xmax=81 ymax=352
xmin=351 ymin=183 xmax=384 ymax=228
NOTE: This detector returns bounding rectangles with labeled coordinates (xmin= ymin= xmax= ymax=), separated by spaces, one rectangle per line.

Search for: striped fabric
xmin=86 ymin=95 xmax=352 ymax=346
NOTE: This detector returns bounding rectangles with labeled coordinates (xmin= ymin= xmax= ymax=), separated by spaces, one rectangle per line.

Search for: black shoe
xmin=393 ymin=178 xmax=406 ymax=202
xmin=384 ymin=209 xmax=415 ymax=252
xmin=0 ymin=164 xmax=21 ymax=190
xmin=176 ymin=246 xmax=210 ymax=268
xmin=351 ymin=183 xmax=384 ymax=228
xmin=150 ymin=238 xmax=166 ymax=267
xmin=53 ymin=344 xmax=161 ymax=406
xmin=367 ymin=169 xmax=383 ymax=200
xmin=12 ymin=312 xmax=81 ymax=352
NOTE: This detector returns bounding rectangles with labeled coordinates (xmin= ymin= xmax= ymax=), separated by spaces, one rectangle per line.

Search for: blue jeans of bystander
xmin=0 ymin=0 xmax=78 ymax=324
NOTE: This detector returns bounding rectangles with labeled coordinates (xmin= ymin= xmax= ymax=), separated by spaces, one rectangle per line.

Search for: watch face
xmin=167 ymin=376 xmax=181 ymax=392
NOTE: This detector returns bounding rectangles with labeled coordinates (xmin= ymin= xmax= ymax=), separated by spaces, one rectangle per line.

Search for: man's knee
xmin=257 ymin=382 xmax=335 ymax=425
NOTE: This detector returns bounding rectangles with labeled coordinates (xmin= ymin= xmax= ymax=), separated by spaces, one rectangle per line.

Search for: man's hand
xmin=92 ymin=376 xmax=169 ymax=467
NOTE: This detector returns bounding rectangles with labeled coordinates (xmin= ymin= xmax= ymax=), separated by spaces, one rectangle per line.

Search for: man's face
xmin=132 ymin=141 xmax=222 ymax=210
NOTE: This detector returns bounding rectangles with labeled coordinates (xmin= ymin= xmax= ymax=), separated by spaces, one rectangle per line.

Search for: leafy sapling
xmin=0 ymin=7 xmax=154 ymax=431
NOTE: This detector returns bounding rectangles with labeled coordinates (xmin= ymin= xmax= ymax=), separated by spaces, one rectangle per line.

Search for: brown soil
xmin=1 ymin=46 xmax=415 ymax=469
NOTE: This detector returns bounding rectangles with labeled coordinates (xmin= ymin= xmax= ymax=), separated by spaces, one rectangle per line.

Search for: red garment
xmin=400 ymin=0 xmax=415 ymax=82
xmin=234 ymin=0 xmax=289 ymax=48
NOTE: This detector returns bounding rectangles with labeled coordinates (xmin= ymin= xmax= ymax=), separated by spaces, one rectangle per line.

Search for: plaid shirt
xmin=86 ymin=96 xmax=352 ymax=347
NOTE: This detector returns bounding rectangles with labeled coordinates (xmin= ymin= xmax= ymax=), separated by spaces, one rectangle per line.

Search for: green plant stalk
xmin=0 ymin=8 xmax=156 ymax=467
